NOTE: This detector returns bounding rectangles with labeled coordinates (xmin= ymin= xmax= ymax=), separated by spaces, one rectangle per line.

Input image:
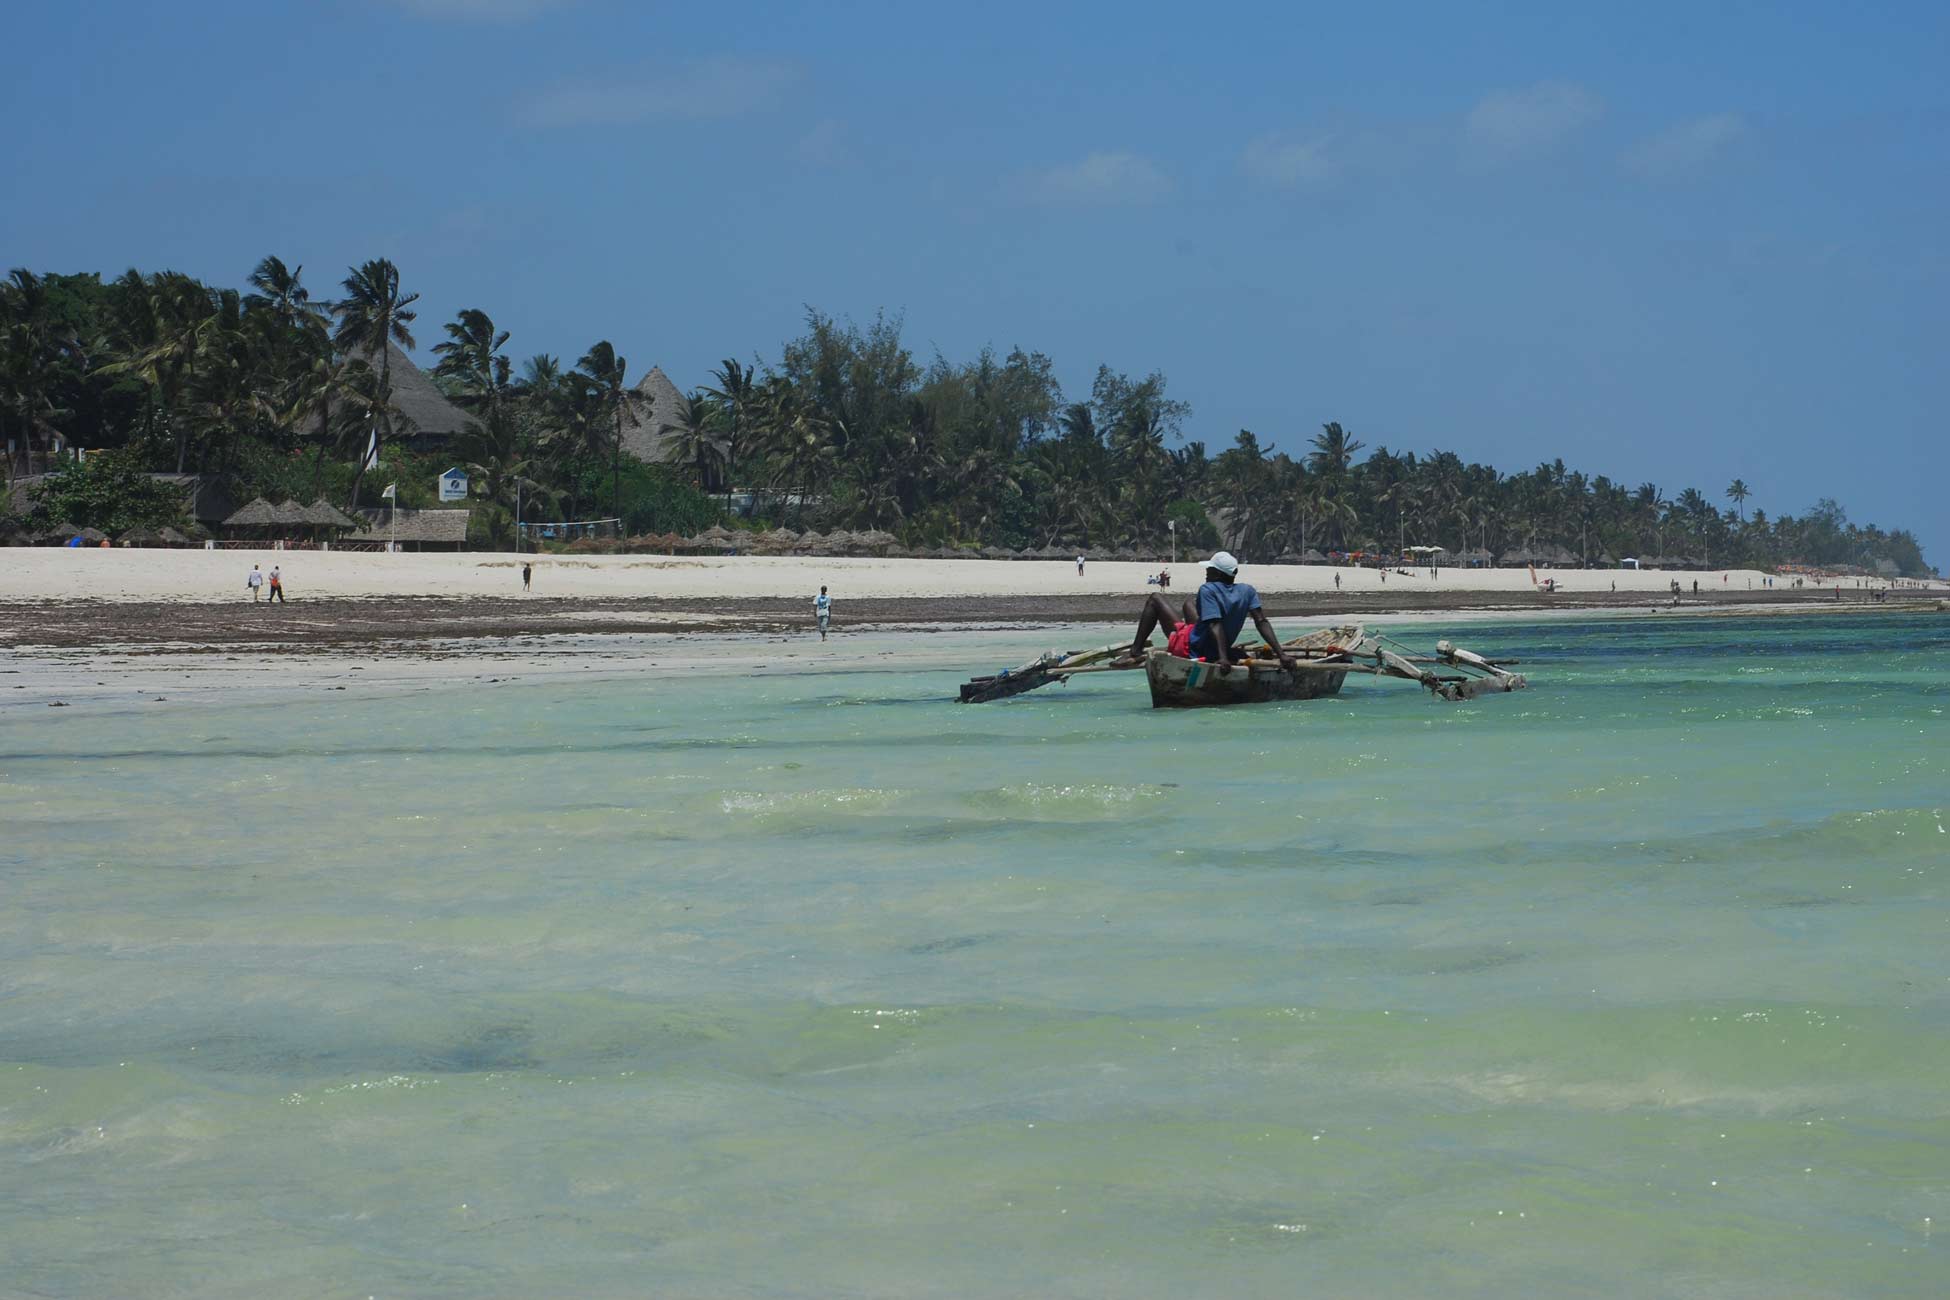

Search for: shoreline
xmin=5 ymin=600 xmax=1940 ymax=718
xmin=3 ymin=585 xmax=1940 ymax=655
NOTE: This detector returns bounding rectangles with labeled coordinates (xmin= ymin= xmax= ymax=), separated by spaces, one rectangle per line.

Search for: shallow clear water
xmin=2 ymin=613 xmax=1947 ymax=1298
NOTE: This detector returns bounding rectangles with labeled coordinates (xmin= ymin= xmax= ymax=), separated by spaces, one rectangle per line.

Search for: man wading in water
xmin=1123 ymin=551 xmax=1296 ymax=673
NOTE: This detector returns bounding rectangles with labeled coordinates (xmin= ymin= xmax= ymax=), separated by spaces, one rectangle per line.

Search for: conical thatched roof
xmin=792 ymin=531 xmax=828 ymax=552
xmin=754 ymin=527 xmax=800 ymax=552
xmin=306 ymin=498 xmax=359 ymax=530
xmin=40 ymin=520 xmax=82 ymax=540
xmin=1498 ymin=547 xmax=1536 ymax=566
xmin=343 ymin=342 xmax=469 ymax=441
xmin=77 ymin=526 xmax=109 ymax=542
xmin=223 ymin=497 xmax=279 ymax=527
xmin=273 ymin=498 xmax=310 ymax=525
xmin=699 ymin=523 xmax=739 ymax=542
xmin=159 ymin=526 xmax=192 ymax=545
xmin=118 ymin=525 xmax=167 ymax=545
xmin=616 ymin=366 xmax=696 ymax=464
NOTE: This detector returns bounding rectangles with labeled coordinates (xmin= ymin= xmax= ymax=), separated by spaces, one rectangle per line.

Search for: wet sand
xmin=1 ymin=585 xmax=1937 ymax=655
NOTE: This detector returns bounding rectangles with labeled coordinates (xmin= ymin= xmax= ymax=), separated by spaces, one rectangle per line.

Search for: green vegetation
xmin=0 ymin=260 xmax=1931 ymax=575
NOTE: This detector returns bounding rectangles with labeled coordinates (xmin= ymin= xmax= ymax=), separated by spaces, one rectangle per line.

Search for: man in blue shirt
xmin=1125 ymin=551 xmax=1296 ymax=672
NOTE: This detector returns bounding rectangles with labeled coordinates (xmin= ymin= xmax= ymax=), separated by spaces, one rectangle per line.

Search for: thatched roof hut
xmin=117 ymin=525 xmax=169 ymax=546
xmin=615 ymin=366 xmax=697 ymax=465
xmin=36 ymin=520 xmax=82 ymax=544
xmin=305 ymin=499 xmax=359 ymax=531
xmin=854 ymin=529 xmax=898 ymax=554
xmin=159 ymin=526 xmax=193 ymax=546
xmin=1498 ymin=547 xmax=1536 ymax=567
xmin=352 ymin=508 xmax=472 ymax=550
xmin=223 ymin=497 xmax=280 ymax=529
xmin=77 ymin=526 xmax=109 ymax=543
xmin=344 ymin=342 xmax=470 ymax=446
xmin=1451 ymin=547 xmax=1494 ymax=566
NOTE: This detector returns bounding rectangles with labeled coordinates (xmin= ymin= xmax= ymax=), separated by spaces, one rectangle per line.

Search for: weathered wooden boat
xmin=1143 ymin=622 xmax=1362 ymax=709
xmin=956 ymin=622 xmax=1527 ymax=706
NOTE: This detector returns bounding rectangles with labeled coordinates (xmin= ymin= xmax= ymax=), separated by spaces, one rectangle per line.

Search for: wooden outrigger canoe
xmin=1144 ymin=622 xmax=1362 ymax=708
xmin=957 ymin=622 xmax=1527 ymax=706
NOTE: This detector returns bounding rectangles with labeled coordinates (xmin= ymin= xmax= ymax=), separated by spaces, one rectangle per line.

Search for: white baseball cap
xmin=1206 ymin=551 xmax=1240 ymax=576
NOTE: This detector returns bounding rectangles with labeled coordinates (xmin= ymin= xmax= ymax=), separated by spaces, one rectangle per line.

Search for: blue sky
xmin=6 ymin=0 xmax=1945 ymax=558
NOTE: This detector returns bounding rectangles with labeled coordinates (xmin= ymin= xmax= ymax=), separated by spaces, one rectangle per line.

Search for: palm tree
xmin=1307 ymin=422 xmax=1365 ymax=548
xmin=331 ymin=259 xmax=418 ymax=507
xmin=457 ymin=405 xmax=552 ymax=547
xmin=658 ymin=389 xmax=722 ymax=490
xmin=433 ymin=308 xmax=511 ymax=417
xmin=0 ymin=270 xmax=70 ymax=473
xmin=574 ymin=341 xmax=637 ymax=519
xmin=701 ymin=358 xmax=759 ymax=515
xmin=100 ymin=272 xmax=218 ymax=472
xmin=1726 ymin=478 xmax=1751 ymax=522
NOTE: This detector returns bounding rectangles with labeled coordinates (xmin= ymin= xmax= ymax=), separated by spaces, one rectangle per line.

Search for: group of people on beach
xmin=245 ymin=564 xmax=284 ymax=603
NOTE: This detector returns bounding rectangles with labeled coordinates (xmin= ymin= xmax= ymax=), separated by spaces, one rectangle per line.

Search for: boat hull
xmin=1143 ymin=650 xmax=1350 ymax=708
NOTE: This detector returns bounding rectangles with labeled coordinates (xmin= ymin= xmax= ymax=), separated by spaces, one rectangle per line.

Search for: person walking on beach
xmin=522 ymin=562 xmax=532 ymax=592
xmin=814 ymin=585 xmax=831 ymax=640
xmin=1334 ymin=572 xmax=1341 ymax=591
xmin=1076 ymin=554 xmax=1085 ymax=577
xmin=267 ymin=565 xmax=285 ymax=603
xmin=246 ymin=565 xmax=264 ymax=602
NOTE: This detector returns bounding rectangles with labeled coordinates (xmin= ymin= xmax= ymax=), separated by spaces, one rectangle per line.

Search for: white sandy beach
xmin=5 ymin=547 xmax=1926 ymax=604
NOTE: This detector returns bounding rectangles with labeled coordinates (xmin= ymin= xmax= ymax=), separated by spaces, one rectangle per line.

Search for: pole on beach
xmin=1169 ymin=519 xmax=1176 ymax=567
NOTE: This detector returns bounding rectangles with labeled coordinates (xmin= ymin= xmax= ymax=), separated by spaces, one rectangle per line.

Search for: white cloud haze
xmin=1240 ymin=129 xmax=1340 ymax=188
xmin=386 ymin=0 xmax=570 ymax=19
xmin=519 ymin=56 xmax=801 ymax=127
xmin=1014 ymin=151 xmax=1171 ymax=205
xmin=1463 ymin=81 xmax=1603 ymax=168
xmin=1623 ymin=113 xmax=1747 ymax=179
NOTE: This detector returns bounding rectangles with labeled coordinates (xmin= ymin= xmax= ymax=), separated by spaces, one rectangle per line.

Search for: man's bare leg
xmin=1127 ymin=593 xmax=1180 ymax=657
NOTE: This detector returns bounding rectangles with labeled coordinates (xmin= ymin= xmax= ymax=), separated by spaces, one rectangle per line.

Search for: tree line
xmin=0 ymin=258 xmax=1931 ymax=575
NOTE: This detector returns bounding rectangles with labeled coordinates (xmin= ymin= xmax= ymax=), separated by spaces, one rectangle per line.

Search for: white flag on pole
xmin=362 ymin=427 xmax=379 ymax=472
xmin=381 ymin=483 xmax=396 ymax=500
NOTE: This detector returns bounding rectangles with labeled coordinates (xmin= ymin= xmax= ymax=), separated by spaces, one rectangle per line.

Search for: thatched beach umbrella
xmin=159 ymin=526 xmax=193 ymax=546
xmin=77 ymin=526 xmax=109 ymax=543
xmin=223 ymin=497 xmax=279 ymax=530
xmin=1498 ymin=547 xmax=1535 ymax=567
xmin=117 ymin=525 xmax=167 ymax=547
xmin=755 ymin=527 xmax=800 ymax=553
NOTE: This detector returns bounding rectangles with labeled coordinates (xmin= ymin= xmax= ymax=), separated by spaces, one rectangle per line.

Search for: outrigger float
xmin=957 ymin=624 xmax=1527 ymax=707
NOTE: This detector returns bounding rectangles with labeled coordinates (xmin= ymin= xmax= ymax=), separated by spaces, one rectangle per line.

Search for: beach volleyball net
xmin=517 ymin=517 xmax=623 ymax=544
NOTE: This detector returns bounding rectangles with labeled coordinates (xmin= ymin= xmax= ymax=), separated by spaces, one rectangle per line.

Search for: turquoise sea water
xmin=2 ymin=613 xmax=1946 ymax=1298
